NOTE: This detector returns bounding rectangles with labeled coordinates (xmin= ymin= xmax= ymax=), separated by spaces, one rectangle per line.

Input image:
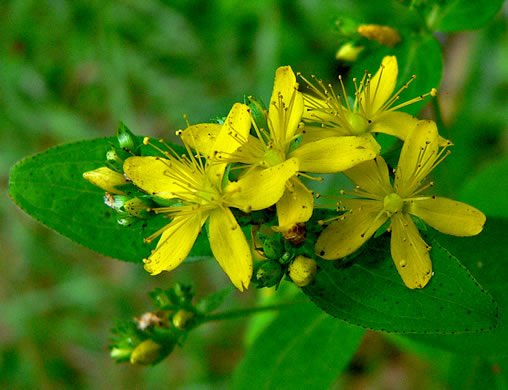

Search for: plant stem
xmin=432 ymin=95 xmax=445 ymax=130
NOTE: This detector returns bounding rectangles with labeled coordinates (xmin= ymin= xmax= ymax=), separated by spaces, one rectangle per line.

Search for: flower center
xmin=347 ymin=112 xmax=370 ymax=135
xmin=196 ymin=182 xmax=222 ymax=206
xmin=261 ymin=148 xmax=284 ymax=168
xmin=383 ymin=193 xmax=403 ymax=216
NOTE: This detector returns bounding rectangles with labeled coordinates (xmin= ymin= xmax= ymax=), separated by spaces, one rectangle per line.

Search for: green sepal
xmin=245 ymin=95 xmax=268 ymax=133
xmin=254 ymin=260 xmax=284 ymax=289
xmin=116 ymin=121 xmax=140 ymax=152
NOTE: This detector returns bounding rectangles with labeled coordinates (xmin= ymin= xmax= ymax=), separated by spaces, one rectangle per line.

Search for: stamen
xmin=298 ymin=172 xmax=324 ymax=182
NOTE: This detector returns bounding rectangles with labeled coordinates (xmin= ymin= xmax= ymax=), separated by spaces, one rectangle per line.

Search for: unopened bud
xmin=172 ymin=309 xmax=195 ymax=330
xmin=288 ymin=256 xmax=317 ymax=287
xmin=124 ymin=197 xmax=148 ymax=217
xmin=130 ymin=339 xmax=164 ymax=365
xmin=259 ymin=234 xmax=284 ymax=260
xmin=83 ymin=167 xmax=128 ymax=194
xmin=116 ymin=121 xmax=138 ymax=151
xmin=110 ymin=346 xmax=134 ymax=362
xmin=255 ymin=260 xmax=283 ymax=288
xmin=357 ymin=24 xmax=401 ymax=48
xmin=336 ymin=42 xmax=364 ymax=62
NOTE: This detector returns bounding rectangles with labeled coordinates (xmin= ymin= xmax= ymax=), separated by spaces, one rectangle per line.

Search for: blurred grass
xmin=1 ymin=0 xmax=507 ymax=389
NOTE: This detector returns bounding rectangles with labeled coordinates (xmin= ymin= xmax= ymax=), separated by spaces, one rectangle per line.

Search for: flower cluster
xmin=84 ymin=56 xmax=485 ymax=290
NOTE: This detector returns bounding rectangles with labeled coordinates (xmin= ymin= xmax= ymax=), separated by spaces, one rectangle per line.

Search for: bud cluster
xmin=110 ymin=283 xmax=234 ymax=366
xmin=110 ymin=283 xmax=199 ymax=365
xmin=254 ymin=228 xmax=317 ymax=289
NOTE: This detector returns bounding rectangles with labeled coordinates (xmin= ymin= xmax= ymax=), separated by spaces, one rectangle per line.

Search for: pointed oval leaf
xmin=304 ymin=235 xmax=498 ymax=334
xmin=404 ymin=219 xmax=508 ymax=355
xmin=8 ymin=137 xmax=211 ymax=263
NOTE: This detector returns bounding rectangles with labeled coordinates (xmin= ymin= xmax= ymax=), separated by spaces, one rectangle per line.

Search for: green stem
xmin=201 ymin=302 xmax=299 ymax=323
xmin=432 ymin=95 xmax=445 ymax=131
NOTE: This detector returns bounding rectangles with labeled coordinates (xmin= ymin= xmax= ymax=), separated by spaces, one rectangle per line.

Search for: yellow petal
xmin=144 ymin=214 xmax=205 ymax=275
xmin=83 ymin=167 xmax=128 ymax=194
xmin=276 ymin=177 xmax=314 ymax=230
xmin=208 ymin=208 xmax=252 ymax=291
xmin=344 ymin=156 xmax=393 ymax=196
xmin=390 ymin=213 xmax=432 ymax=289
xmin=268 ymin=66 xmax=304 ymax=143
xmin=181 ymin=123 xmax=222 ymax=158
xmin=289 ymin=136 xmax=377 ymax=173
xmin=300 ymin=125 xmax=350 ymax=145
xmin=362 ymin=56 xmax=398 ymax=117
xmin=394 ymin=120 xmax=439 ymax=197
xmin=315 ymin=202 xmax=386 ymax=259
xmin=408 ymin=196 xmax=486 ymax=236
xmin=224 ymin=158 xmax=299 ymax=212
xmin=123 ymin=156 xmax=182 ymax=199
xmin=207 ymin=103 xmax=252 ymax=186
xmin=369 ymin=111 xmax=419 ymax=140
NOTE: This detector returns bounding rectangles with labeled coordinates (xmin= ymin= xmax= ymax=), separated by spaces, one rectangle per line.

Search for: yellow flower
xmin=123 ymin=103 xmax=298 ymax=291
xmin=300 ymin=56 xmax=444 ymax=150
xmin=315 ymin=120 xmax=486 ymax=289
xmin=182 ymin=66 xmax=376 ymax=234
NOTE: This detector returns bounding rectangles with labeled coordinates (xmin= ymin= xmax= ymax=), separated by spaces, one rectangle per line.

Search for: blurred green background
xmin=1 ymin=0 xmax=507 ymax=389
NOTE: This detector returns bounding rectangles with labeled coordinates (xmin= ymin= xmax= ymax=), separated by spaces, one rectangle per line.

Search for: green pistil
xmin=347 ymin=112 xmax=370 ymax=135
xmin=262 ymin=148 xmax=284 ymax=168
xmin=383 ymin=193 xmax=403 ymax=216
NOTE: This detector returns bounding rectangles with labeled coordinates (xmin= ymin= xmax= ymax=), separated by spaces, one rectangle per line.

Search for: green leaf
xmin=389 ymin=333 xmax=508 ymax=390
xmin=8 ymin=137 xmax=210 ymax=263
xmin=196 ymin=287 xmax=233 ymax=314
xmin=403 ymin=218 xmax=508 ymax=356
xmin=429 ymin=0 xmax=504 ymax=32
xmin=232 ymin=300 xmax=364 ymax=390
xmin=349 ymin=33 xmax=442 ymax=116
xmin=458 ymin=158 xmax=508 ymax=218
xmin=445 ymin=355 xmax=508 ymax=390
xmin=304 ymin=235 xmax=498 ymax=334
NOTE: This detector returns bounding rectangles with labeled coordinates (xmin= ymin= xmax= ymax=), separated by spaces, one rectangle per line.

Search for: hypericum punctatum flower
xmin=300 ymin=56 xmax=444 ymax=150
xmin=315 ymin=120 xmax=486 ymax=289
xmin=123 ymin=103 xmax=298 ymax=291
xmin=182 ymin=66 xmax=376 ymax=234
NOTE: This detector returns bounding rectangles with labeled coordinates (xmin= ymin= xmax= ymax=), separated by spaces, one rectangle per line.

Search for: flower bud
xmin=335 ymin=42 xmax=364 ymax=62
xmin=259 ymin=234 xmax=284 ymax=259
xmin=124 ymin=197 xmax=149 ymax=217
xmin=106 ymin=148 xmax=124 ymax=171
xmin=357 ymin=24 xmax=401 ymax=48
xmin=130 ymin=339 xmax=165 ymax=365
xmin=110 ymin=346 xmax=134 ymax=362
xmin=83 ymin=167 xmax=128 ymax=194
xmin=172 ymin=309 xmax=195 ymax=330
xmin=255 ymin=260 xmax=283 ymax=288
xmin=288 ymin=256 xmax=317 ymax=287
xmin=117 ymin=121 xmax=138 ymax=151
